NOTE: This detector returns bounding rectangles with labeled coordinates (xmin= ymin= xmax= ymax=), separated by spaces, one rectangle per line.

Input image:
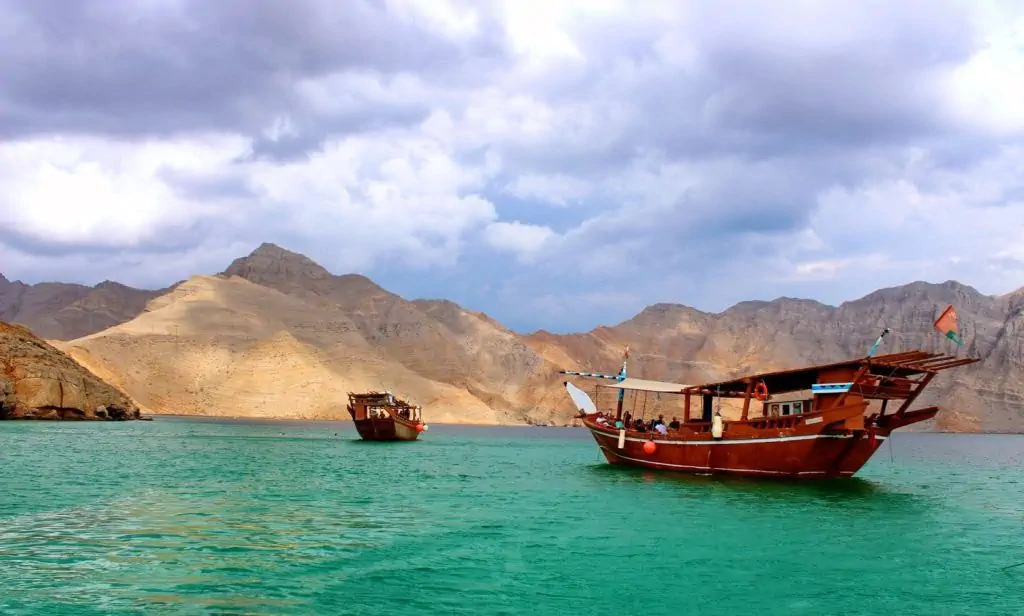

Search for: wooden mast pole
xmin=615 ymin=346 xmax=629 ymax=421
xmin=741 ymin=380 xmax=754 ymax=421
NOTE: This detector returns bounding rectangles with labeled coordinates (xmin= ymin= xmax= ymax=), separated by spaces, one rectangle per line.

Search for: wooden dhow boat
xmin=561 ymin=306 xmax=979 ymax=479
xmin=346 ymin=391 xmax=427 ymax=441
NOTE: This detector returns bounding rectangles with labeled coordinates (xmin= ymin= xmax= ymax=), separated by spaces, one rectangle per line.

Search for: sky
xmin=1 ymin=0 xmax=1023 ymax=333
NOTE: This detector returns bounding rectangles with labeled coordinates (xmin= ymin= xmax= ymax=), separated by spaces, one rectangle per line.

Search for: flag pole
xmin=867 ymin=328 xmax=891 ymax=358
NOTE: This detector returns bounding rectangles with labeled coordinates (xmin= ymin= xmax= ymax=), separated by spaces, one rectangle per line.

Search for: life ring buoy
xmin=753 ymin=381 xmax=769 ymax=402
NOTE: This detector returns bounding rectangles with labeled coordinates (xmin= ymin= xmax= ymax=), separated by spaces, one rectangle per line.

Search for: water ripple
xmin=2 ymin=421 xmax=1023 ymax=614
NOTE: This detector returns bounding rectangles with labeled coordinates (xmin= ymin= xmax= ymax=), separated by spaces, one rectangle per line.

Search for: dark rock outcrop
xmin=0 ymin=321 xmax=142 ymax=420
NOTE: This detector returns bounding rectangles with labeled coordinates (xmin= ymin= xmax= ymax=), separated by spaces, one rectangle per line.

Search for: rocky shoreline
xmin=1 ymin=321 xmax=144 ymax=421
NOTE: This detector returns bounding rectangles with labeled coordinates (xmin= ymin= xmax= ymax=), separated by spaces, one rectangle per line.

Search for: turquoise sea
xmin=1 ymin=418 xmax=1023 ymax=615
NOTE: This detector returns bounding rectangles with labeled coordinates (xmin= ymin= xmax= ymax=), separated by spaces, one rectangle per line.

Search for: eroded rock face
xmin=0 ymin=321 xmax=141 ymax=420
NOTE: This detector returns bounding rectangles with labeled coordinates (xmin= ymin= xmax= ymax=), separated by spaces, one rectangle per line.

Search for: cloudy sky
xmin=2 ymin=0 xmax=1023 ymax=332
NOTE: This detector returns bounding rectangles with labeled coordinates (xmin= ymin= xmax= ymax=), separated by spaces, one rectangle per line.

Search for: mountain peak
xmin=222 ymin=242 xmax=332 ymax=285
xmin=0 ymin=273 xmax=7 ymax=284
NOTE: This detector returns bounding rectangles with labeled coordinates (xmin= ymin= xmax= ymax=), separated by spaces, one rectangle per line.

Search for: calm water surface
xmin=1 ymin=418 xmax=1023 ymax=615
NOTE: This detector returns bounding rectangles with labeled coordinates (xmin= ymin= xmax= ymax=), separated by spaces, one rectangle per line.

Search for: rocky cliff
xmin=0 ymin=274 xmax=165 ymax=340
xmin=524 ymin=281 xmax=1024 ymax=432
xmin=0 ymin=321 xmax=142 ymax=420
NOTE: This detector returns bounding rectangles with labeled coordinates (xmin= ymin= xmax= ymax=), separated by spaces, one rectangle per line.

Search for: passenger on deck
xmin=668 ymin=417 xmax=680 ymax=430
xmin=633 ymin=418 xmax=646 ymax=432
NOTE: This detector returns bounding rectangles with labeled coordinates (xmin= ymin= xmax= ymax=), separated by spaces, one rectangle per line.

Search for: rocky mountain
xmin=5 ymin=243 xmax=1022 ymax=430
xmin=0 ymin=320 xmax=142 ymax=420
xmin=523 ymin=281 xmax=1024 ymax=432
xmin=0 ymin=273 xmax=164 ymax=340
xmin=54 ymin=244 xmax=567 ymax=423
xmin=215 ymin=243 xmax=563 ymax=421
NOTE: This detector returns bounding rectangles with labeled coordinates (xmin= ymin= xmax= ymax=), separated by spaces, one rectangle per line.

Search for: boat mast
xmin=614 ymin=347 xmax=628 ymax=421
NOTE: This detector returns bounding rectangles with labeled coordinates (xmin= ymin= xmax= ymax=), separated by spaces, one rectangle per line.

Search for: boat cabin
xmin=763 ymin=390 xmax=812 ymax=417
xmin=582 ymin=350 xmax=977 ymax=432
xmin=347 ymin=391 xmax=422 ymax=422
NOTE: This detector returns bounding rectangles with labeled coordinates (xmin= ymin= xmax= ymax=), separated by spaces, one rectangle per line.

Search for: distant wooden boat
xmin=346 ymin=391 xmax=427 ymax=441
xmin=561 ymin=314 xmax=980 ymax=479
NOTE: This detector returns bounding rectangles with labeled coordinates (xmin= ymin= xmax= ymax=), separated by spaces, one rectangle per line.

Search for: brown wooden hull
xmin=351 ymin=416 xmax=421 ymax=441
xmin=585 ymin=424 xmax=887 ymax=478
xmin=581 ymin=401 xmax=901 ymax=479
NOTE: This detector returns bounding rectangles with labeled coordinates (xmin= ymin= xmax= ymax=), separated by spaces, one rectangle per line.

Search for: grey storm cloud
xmin=0 ymin=222 xmax=213 ymax=258
xmin=499 ymin=0 xmax=983 ymax=173
xmin=0 ymin=0 xmax=510 ymax=140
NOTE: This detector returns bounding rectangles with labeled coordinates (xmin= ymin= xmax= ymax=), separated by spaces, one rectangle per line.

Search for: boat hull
xmin=352 ymin=416 xmax=421 ymax=441
xmin=584 ymin=422 xmax=889 ymax=479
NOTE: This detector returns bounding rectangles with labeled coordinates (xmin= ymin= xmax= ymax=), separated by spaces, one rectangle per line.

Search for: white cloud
xmin=483 ymin=221 xmax=556 ymax=262
xmin=0 ymin=126 xmax=501 ymax=273
xmin=505 ymin=173 xmax=592 ymax=206
xmin=946 ymin=16 xmax=1024 ymax=134
xmin=0 ymin=134 xmax=248 ymax=247
xmin=247 ymin=130 xmax=501 ymax=269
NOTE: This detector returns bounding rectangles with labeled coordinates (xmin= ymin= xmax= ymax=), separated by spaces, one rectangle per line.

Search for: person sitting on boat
xmin=633 ymin=418 xmax=647 ymax=432
xmin=668 ymin=417 xmax=680 ymax=430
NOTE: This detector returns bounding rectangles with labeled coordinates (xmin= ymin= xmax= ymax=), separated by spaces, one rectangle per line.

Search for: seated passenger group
xmin=595 ymin=412 xmax=682 ymax=433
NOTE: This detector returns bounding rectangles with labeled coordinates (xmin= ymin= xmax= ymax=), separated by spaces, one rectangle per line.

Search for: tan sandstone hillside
xmin=57 ymin=266 xmax=569 ymax=424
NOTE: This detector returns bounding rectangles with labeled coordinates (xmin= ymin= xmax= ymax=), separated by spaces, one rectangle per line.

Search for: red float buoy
xmin=643 ymin=440 xmax=656 ymax=454
xmin=415 ymin=424 xmax=425 ymax=432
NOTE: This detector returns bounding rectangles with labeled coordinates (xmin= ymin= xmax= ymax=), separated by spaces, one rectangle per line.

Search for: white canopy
xmin=596 ymin=377 xmax=688 ymax=393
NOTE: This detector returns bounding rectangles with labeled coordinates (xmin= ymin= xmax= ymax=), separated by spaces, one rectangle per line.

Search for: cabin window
xmin=792 ymin=401 xmax=803 ymax=414
xmin=770 ymin=404 xmax=780 ymax=416
xmin=781 ymin=403 xmax=791 ymax=416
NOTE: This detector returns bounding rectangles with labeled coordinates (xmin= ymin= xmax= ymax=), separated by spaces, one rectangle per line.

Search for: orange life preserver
xmin=753 ymin=381 xmax=769 ymax=402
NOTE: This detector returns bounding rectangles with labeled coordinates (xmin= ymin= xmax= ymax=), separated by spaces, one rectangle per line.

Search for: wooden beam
xmin=895 ymin=372 xmax=935 ymax=415
xmin=925 ymin=358 xmax=980 ymax=371
xmin=872 ymin=350 xmax=935 ymax=363
xmin=902 ymin=356 xmax=960 ymax=368
xmin=741 ymin=380 xmax=754 ymax=421
xmin=834 ymin=365 xmax=870 ymax=407
xmin=681 ymin=388 xmax=749 ymax=398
